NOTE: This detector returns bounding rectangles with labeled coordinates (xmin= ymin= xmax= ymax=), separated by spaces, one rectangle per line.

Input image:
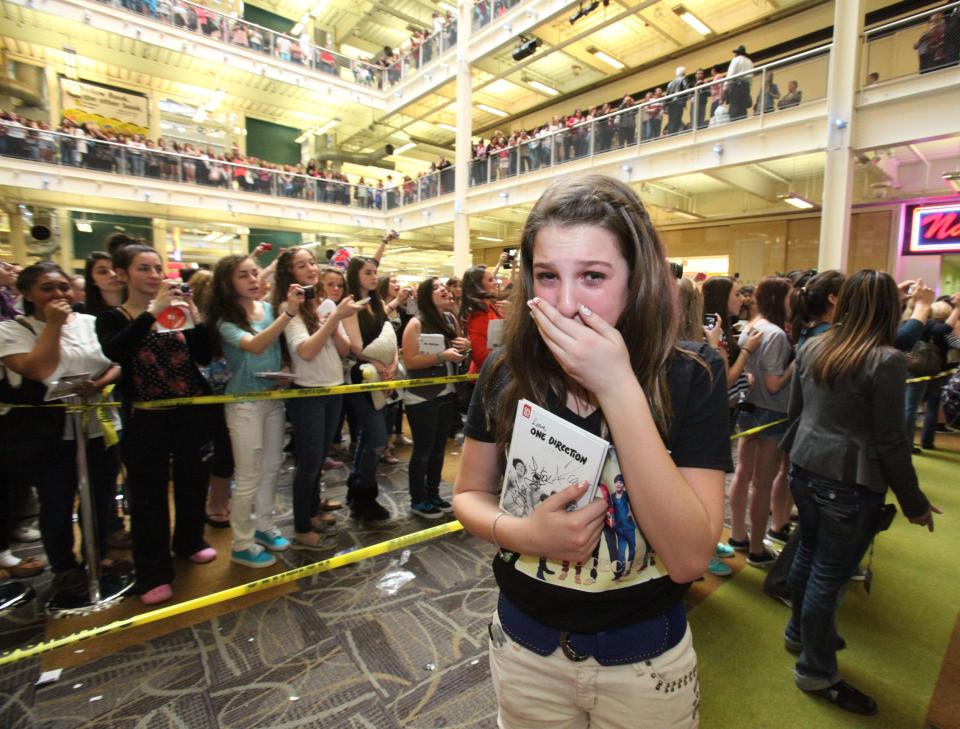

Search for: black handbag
xmin=906 ymin=340 xmax=942 ymax=376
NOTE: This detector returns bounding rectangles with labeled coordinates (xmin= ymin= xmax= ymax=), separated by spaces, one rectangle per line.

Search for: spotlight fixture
xmin=512 ymin=36 xmax=542 ymax=62
xmin=569 ymin=0 xmax=600 ymax=25
xmin=942 ymin=171 xmax=960 ymax=193
xmin=779 ymin=193 xmax=817 ymax=210
xmin=588 ymin=47 xmax=624 ymax=70
xmin=672 ymin=5 xmax=712 ymax=36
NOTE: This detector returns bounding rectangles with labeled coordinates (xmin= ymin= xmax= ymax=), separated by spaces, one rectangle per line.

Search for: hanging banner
xmin=60 ymin=78 xmax=150 ymax=136
xmin=902 ymin=201 xmax=960 ymax=255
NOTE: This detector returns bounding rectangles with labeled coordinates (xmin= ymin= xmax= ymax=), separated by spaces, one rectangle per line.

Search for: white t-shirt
xmin=0 ymin=314 xmax=121 ymax=439
xmin=285 ymin=300 xmax=346 ymax=387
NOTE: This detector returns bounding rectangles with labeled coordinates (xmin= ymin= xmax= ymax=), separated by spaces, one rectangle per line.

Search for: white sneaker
xmin=12 ymin=525 xmax=41 ymax=543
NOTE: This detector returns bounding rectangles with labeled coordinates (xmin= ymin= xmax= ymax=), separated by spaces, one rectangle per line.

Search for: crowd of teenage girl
xmin=2 ymin=176 xmax=958 ymax=720
xmin=0 ymin=233 xmax=518 ymax=608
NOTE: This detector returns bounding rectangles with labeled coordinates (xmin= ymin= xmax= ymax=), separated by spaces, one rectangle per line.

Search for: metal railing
xmin=91 ymin=0 xmax=460 ymax=90
xmin=0 ymin=121 xmax=456 ymax=210
xmin=861 ymin=1 xmax=960 ymax=85
xmin=469 ymin=45 xmax=832 ymax=187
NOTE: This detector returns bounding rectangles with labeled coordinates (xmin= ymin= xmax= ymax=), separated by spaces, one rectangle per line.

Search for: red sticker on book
xmin=156 ymin=306 xmax=188 ymax=330
xmin=522 ymin=404 xmax=531 ymax=418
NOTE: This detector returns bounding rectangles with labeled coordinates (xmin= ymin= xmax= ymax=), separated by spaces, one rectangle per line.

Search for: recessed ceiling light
xmin=780 ymin=193 xmax=817 ymax=210
xmin=673 ymin=5 xmax=712 ymax=36
xmin=528 ymin=80 xmax=559 ymax=96
xmin=476 ymin=103 xmax=508 ymax=117
xmin=476 ymin=235 xmax=504 ymax=242
xmin=588 ymin=48 xmax=624 ymax=70
xmin=437 ymin=123 xmax=458 ymax=133
xmin=393 ymin=142 xmax=416 ymax=155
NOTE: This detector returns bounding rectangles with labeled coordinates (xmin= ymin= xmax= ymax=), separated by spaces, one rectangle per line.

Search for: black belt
xmin=495 ymin=595 xmax=686 ymax=666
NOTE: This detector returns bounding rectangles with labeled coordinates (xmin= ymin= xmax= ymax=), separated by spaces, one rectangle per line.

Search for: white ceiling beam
xmin=705 ymin=166 xmax=782 ymax=201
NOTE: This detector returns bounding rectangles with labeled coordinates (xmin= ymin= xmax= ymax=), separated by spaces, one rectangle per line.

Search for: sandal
xmin=311 ymin=513 xmax=336 ymax=529
xmin=379 ymin=453 xmax=400 ymax=466
xmin=7 ymin=556 xmax=46 ymax=578
xmin=319 ymin=498 xmax=343 ymax=512
xmin=205 ymin=511 xmax=231 ymax=528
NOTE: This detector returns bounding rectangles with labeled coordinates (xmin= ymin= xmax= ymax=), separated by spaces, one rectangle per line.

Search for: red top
xmin=466 ymin=301 xmax=501 ymax=373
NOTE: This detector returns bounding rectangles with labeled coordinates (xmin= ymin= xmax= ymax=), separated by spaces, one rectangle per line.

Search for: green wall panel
xmin=245 ymin=117 xmax=301 ymax=167
xmin=249 ymin=229 xmax=302 ymax=266
xmin=69 ymin=211 xmax=154 ymax=260
xmin=242 ymin=4 xmax=295 ymax=35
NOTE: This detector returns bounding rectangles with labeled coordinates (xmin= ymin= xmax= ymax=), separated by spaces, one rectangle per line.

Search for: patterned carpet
xmin=1 ymin=458 xmax=503 ymax=728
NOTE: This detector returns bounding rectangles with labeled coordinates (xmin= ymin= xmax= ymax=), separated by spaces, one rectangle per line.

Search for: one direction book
xmin=499 ymin=399 xmax=609 ymax=518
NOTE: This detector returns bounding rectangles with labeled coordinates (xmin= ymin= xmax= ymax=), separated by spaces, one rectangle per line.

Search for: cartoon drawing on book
xmin=513 ymin=449 xmax=662 ymax=589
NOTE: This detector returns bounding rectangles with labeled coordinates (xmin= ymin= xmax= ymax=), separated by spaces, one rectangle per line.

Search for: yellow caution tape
xmin=0 ymin=374 xmax=480 ymax=411
xmin=904 ymin=368 xmax=957 ymax=384
xmin=133 ymin=373 xmax=478 ymax=409
xmin=0 ymin=520 xmax=464 ymax=667
xmin=730 ymin=417 xmax=789 ymax=441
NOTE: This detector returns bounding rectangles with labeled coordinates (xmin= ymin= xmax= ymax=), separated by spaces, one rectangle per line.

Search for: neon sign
xmin=905 ymin=202 xmax=960 ymax=254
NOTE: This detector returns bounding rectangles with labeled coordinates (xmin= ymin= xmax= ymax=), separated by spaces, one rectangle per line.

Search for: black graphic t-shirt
xmin=464 ymin=342 xmax=733 ymax=633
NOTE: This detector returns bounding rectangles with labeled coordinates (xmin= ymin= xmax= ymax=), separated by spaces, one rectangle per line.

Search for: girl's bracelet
xmin=491 ymin=511 xmax=510 ymax=552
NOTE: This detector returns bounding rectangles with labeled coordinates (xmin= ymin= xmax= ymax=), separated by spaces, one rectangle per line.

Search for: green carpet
xmin=691 ymin=436 xmax=960 ymax=729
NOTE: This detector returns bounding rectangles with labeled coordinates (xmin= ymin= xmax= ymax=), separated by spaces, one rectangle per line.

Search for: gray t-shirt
xmin=739 ymin=319 xmax=792 ymax=413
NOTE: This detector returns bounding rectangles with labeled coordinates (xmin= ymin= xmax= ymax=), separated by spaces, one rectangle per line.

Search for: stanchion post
xmin=69 ymin=395 xmax=102 ymax=605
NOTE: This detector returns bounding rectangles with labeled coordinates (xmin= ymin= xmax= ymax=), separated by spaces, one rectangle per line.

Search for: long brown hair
xmin=702 ymin=276 xmax=740 ymax=361
xmin=755 ymin=276 xmax=792 ymax=330
xmin=273 ymin=247 xmax=319 ymax=334
xmin=206 ymin=255 xmax=255 ymax=355
xmin=808 ymin=269 xmax=900 ymax=385
xmin=485 ymin=174 xmax=682 ymax=446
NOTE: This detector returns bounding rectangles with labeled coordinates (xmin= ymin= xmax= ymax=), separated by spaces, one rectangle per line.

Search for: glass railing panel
xmin=862 ymin=2 xmax=960 ymax=86
xmin=472 ymin=0 xmax=523 ymax=31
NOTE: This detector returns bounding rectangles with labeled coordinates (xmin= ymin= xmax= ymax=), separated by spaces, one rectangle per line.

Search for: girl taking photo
xmin=454 ymin=175 xmax=731 ymax=728
xmin=96 ymin=244 xmax=214 ymax=605
xmin=272 ymin=248 xmax=361 ymax=550
xmin=207 ymin=254 xmax=303 ymax=568
xmin=780 ymin=270 xmax=938 ymax=715
xmin=402 ymin=277 xmax=469 ymax=518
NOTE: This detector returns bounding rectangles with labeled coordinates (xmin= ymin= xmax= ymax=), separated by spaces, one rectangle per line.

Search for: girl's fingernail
xmin=579 ymin=304 xmax=593 ymax=317
xmin=527 ymin=297 xmax=541 ymax=308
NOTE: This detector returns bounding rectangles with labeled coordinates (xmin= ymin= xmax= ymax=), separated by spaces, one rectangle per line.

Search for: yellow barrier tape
xmin=0 ymin=373 xmax=480 ymax=411
xmin=730 ymin=417 xmax=789 ymax=441
xmin=904 ymin=368 xmax=957 ymax=384
xmin=0 ymin=520 xmax=464 ymax=667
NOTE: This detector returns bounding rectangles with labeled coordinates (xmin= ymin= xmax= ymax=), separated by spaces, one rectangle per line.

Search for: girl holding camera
xmin=454 ymin=175 xmax=731 ymax=727
xmin=207 ymin=254 xmax=303 ymax=568
xmin=272 ymin=248 xmax=362 ymax=549
xmin=96 ymin=245 xmax=214 ymax=605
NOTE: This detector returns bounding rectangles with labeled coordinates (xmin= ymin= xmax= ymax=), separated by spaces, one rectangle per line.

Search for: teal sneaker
xmin=254 ymin=528 xmax=290 ymax=552
xmin=707 ymin=558 xmax=732 ymax=577
xmin=231 ymin=544 xmax=277 ymax=568
xmin=715 ymin=542 xmax=735 ymax=559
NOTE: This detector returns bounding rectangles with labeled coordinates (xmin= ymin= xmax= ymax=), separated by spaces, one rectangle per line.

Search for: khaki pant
xmin=489 ymin=610 xmax=699 ymax=729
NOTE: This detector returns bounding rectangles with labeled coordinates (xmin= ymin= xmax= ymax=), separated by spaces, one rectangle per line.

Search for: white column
xmin=152 ymin=218 xmax=168 ymax=269
xmin=452 ymin=1 xmax=473 ymax=276
xmin=818 ymin=0 xmax=865 ymax=273
xmin=57 ymin=208 xmax=74 ymax=272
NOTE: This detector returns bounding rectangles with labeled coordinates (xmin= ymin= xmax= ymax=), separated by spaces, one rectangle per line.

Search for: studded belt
xmin=495 ymin=595 xmax=686 ymax=666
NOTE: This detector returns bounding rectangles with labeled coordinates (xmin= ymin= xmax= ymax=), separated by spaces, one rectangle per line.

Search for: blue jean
xmin=921 ymin=379 xmax=944 ymax=447
xmin=347 ymin=392 xmax=388 ymax=504
xmin=286 ymin=390 xmax=342 ymax=533
xmin=786 ymin=465 xmax=884 ymax=690
xmin=903 ymin=380 xmax=926 ymax=444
